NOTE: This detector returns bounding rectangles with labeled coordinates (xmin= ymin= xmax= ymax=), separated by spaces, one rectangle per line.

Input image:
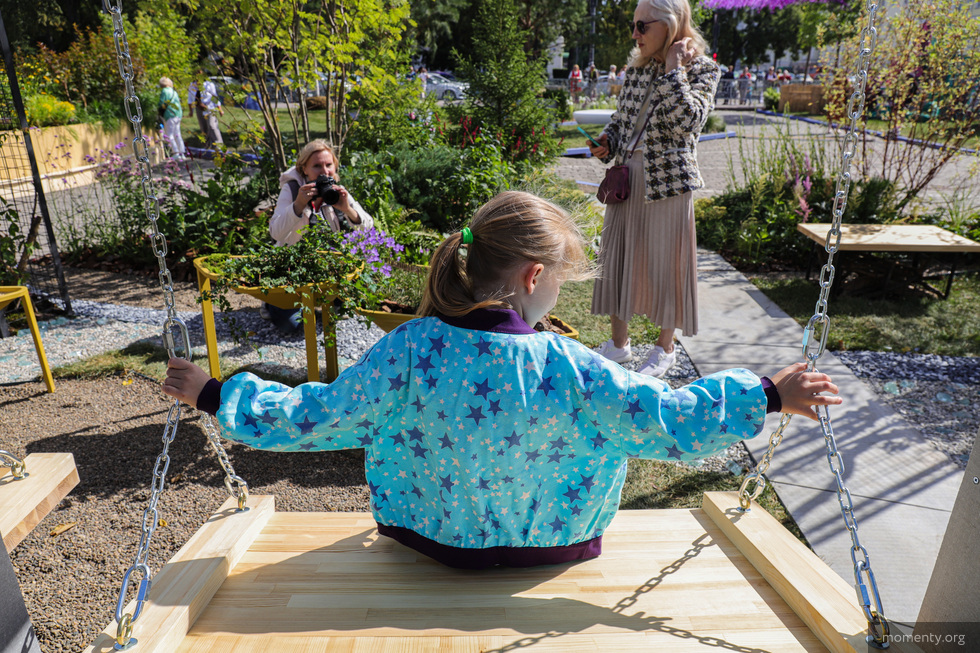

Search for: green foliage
xmin=697 ymin=121 xmax=903 ymax=268
xmin=195 ymin=0 xmax=414 ymax=168
xmin=33 ymin=16 xmax=144 ymax=112
xmin=132 ymin=4 xmax=196 ymax=92
xmin=452 ymin=0 xmax=561 ymax=167
xmin=541 ymin=88 xmax=571 ymax=123
xmin=344 ymin=134 xmax=516 ymax=233
xmin=24 ymin=94 xmax=77 ymax=127
xmin=57 ymin=144 xmax=277 ymax=276
xmin=823 ymin=0 xmax=980 ymax=213
xmin=0 ymin=198 xmax=32 ymax=286
xmin=763 ymin=86 xmax=780 ymax=111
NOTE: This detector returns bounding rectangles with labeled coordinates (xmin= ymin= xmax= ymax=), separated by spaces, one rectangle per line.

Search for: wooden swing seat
xmin=86 ymin=491 xmax=920 ymax=653
xmin=1 ymin=452 xmax=78 ymax=551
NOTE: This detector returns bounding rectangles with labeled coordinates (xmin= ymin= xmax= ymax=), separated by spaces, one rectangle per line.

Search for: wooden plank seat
xmin=1 ymin=452 xmax=79 ymax=551
xmin=87 ymin=492 xmax=920 ymax=652
xmin=797 ymin=223 xmax=980 ymax=298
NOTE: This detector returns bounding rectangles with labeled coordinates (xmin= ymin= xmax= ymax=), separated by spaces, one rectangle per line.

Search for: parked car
xmin=426 ymin=73 xmax=468 ymax=100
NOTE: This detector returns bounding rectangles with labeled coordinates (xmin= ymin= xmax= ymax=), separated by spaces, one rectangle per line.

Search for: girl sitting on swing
xmin=163 ymin=191 xmax=841 ymax=569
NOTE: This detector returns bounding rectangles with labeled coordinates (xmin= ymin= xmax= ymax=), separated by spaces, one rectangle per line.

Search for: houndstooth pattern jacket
xmin=600 ymin=55 xmax=720 ymax=202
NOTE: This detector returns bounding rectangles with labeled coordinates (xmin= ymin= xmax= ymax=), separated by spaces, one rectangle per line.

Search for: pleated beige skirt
xmin=591 ymin=150 xmax=699 ymax=335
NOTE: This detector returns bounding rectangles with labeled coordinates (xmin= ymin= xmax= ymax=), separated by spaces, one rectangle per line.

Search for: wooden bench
xmin=797 ymin=223 xmax=980 ymax=298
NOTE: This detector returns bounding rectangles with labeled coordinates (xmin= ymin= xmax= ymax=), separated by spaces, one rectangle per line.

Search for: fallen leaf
xmin=158 ymin=518 xmax=168 ymax=528
xmin=122 ymin=378 xmax=134 ymax=386
xmin=50 ymin=522 xmax=78 ymax=537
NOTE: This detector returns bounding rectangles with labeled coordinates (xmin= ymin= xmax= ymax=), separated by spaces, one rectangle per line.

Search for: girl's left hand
xmin=770 ymin=362 xmax=843 ymax=421
xmin=665 ymin=37 xmax=695 ymax=73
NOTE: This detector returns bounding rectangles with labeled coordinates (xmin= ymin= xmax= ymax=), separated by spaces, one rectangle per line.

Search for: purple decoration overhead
xmin=703 ymin=0 xmax=842 ymax=9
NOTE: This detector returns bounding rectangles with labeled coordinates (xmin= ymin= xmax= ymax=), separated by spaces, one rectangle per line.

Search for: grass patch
xmin=749 ymin=272 xmax=980 ymax=356
xmin=553 ymin=279 xmax=661 ymax=348
xmin=554 ymin=124 xmax=592 ymax=150
xmin=792 ymin=114 xmax=979 ymax=149
xmin=52 ymin=341 xmax=252 ymax=383
xmin=622 ymin=459 xmax=808 ymax=546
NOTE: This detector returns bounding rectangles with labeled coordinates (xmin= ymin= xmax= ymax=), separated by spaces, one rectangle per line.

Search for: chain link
xmin=737 ymin=1 xmax=889 ymax=646
xmin=102 ymin=1 xmax=248 ymax=647
xmin=0 ymin=449 xmax=29 ymax=480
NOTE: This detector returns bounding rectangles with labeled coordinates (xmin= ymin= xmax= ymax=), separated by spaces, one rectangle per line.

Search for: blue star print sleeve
xmin=215 ymin=336 xmax=401 ymax=451
xmin=618 ymin=368 xmax=767 ymax=461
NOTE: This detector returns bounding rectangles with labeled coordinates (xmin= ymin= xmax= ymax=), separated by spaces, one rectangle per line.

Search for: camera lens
xmin=315 ymin=174 xmax=341 ymax=206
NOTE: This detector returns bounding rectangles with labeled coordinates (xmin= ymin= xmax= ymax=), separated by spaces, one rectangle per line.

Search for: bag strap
xmin=616 ymin=77 xmax=657 ymax=165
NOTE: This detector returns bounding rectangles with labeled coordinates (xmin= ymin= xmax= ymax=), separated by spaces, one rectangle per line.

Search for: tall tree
xmin=454 ymin=0 xmax=559 ymax=164
xmin=194 ymin=0 xmax=411 ymax=167
xmin=409 ymin=0 xmax=469 ymax=65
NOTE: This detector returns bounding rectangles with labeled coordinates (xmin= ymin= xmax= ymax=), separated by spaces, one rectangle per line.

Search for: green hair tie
xmin=460 ymin=227 xmax=474 ymax=245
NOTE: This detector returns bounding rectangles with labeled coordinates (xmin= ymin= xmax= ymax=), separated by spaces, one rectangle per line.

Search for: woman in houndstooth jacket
xmin=588 ymin=0 xmax=719 ymax=379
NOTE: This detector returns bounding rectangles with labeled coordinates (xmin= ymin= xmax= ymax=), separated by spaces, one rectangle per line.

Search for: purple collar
xmin=437 ymin=308 xmax=537 ymax=335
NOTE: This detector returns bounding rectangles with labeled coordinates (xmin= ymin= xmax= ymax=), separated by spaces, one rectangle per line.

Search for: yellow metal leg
xmin=195 ymin=270 xmax=222 ymax=380
xmin=322 ymin=307 xmax=339 ymax=382
xmin=0 ymin=287 xmax=54 ymax=393
xmin=302 ymin=295 xmax=319 ymax=383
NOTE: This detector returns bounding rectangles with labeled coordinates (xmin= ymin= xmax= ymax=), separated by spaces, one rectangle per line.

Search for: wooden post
xmin=914 ymin=431 xmax=980 ymax=651
xmin=0 ymin=542 xmax=41 ymax=653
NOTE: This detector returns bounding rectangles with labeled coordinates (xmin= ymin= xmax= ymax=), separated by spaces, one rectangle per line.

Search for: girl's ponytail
xmin=418 ymin=191 xmax=596 ymax=318
xmin=419 ymin=232 xmax=477 ymax=317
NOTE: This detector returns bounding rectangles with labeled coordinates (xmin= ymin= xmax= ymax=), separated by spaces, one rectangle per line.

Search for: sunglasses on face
xmin=630 ymin=19 xmax=659 ymax=35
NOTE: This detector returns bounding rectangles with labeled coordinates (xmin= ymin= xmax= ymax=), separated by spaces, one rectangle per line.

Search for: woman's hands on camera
xmin=666 ymin=37 xmax=695 ymax=73
xmin=588 ymin=133 xmax=609 ymax=159
xmin=293 ymin=182 xmax=360 ymax=224
xmin=293 ymin=182 xmax=320 ymax=215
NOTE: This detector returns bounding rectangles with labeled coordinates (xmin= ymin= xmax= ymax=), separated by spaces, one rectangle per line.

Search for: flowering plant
xmin=198 ymin=222 xmax=421 ymax=345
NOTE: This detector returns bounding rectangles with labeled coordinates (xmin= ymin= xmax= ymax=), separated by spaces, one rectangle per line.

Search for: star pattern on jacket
xmin=217 ymin=316 xmax=766 ymax=552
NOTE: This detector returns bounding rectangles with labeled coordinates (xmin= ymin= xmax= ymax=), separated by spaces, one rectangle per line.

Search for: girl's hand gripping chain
xmin=771 ymin=362 xmax=843 ymax=420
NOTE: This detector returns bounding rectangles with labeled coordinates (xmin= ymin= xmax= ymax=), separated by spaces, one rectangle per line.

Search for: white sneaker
xmin=595 ymin=338 xmax=632 ymax=364
xmin=637 ymin=345 xmax=676 ymax=378
xmin=259 ymin=304 xmax=271 ymax=320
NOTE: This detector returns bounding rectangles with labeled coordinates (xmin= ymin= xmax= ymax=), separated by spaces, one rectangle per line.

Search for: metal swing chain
xmin=737 ymin=0 xmax=889 ymax=647
xmin=102 ymin=1 xmax=248 ymax=648
xmin=0 ymin=449 xmax=28 ymax=479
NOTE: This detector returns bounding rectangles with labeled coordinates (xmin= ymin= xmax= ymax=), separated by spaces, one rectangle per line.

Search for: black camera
xmin=314 ymin=174 xmax=341 ymax=206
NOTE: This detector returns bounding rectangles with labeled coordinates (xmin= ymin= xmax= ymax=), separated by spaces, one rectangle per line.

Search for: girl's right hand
xmin=770 ymin=362 xmax=843 ymax=421
xmin=589 ymin=133 xmax=609 ymax=159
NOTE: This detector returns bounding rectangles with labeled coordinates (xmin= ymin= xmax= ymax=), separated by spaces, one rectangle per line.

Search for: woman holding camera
xmin=265 ymin=139 xmax=374 ymax=332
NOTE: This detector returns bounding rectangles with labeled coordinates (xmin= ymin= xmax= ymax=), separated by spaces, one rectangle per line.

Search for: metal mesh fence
xmin=0 ymin=9 xmax=71 ymax=315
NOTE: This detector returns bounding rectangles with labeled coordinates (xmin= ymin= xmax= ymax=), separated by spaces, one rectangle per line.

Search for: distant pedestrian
xmin=188 ymin=71 xmax=224 ymax=150
xmin=608 ymin=65 xmax=621 ymax=96
xmin=587 ymin=62 xmax=599 ymax=99
xmin=720 ymin=65 xmax=735 ymax=105
xmin=738 ymin=67 xmax=752 ymax=104
xmin=569 ymin=65 xmax=583 ymax=103
xmin=157 ymin=77 xmax=186 ymax=160
xmin=418 ymin=66 xmax=429 ymax=99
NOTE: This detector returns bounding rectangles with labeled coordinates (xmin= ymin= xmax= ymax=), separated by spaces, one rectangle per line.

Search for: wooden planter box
xmin=778 ymin=84 xmax=825 ymax=114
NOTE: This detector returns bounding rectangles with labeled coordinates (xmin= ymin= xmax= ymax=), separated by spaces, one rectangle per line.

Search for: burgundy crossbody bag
xmin=597 ymin=83 xmax=656 ymax=205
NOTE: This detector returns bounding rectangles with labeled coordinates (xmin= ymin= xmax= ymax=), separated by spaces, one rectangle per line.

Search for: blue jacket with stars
xmin=202 ymin=308 xmax=773 ymax=569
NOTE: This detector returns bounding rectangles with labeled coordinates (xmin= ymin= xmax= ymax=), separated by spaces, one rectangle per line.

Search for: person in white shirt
xmin=187 ymin=71 xmax=224 ymax=149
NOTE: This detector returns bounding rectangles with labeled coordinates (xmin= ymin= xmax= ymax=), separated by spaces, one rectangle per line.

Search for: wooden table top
xmin=797 ymin=223 xmax=980 ymax=253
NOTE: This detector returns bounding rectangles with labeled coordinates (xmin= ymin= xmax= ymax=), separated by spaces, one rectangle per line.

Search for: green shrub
xmin=345 ymin=134 xmax=515 ymax=233
xmin=25 ymin=94 xmax=77 ymax=127
xmin=542 ymin=88 xmax=571 ymax=122
xmin=763 ymin=86 xmax=780 ymax=111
